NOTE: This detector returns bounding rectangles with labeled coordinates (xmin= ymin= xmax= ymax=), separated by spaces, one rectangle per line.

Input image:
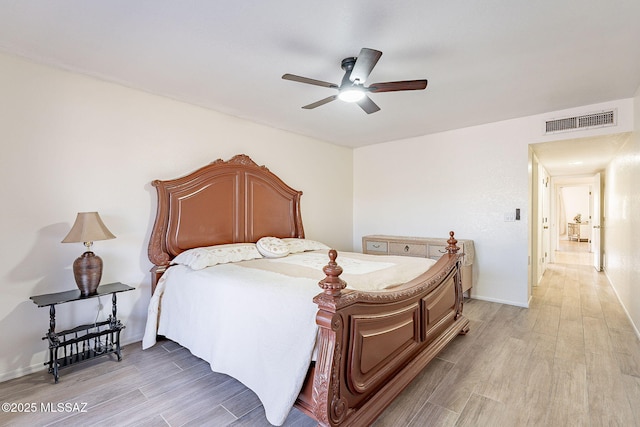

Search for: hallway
xmin=527 ymin=245 xmax=640 ymax=425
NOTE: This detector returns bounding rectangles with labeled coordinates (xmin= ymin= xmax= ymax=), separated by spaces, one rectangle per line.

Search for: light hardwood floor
xmin=2 ymin=250 xmax=639 ymax=426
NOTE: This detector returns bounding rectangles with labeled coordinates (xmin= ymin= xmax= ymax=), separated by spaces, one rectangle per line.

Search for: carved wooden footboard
xmin=297 ymin=233 xmax=469 ymax=426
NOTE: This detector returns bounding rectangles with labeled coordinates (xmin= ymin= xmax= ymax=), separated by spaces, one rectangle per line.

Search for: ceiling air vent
xmin=544 ymin=109 xmax=616 ymax=134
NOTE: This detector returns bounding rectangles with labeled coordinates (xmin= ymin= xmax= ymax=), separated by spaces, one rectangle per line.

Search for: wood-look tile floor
xmin=2 ymin=251 xmax=639 ymax=426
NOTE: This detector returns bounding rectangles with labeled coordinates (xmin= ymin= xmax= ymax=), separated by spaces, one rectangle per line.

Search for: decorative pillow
xmin=171 ymin=243 xmax=262 ymax=270
xmin=256 ymin=237 xmax=290 ymax=258
xmin=283 ymin=238 xmax=330 ymax=254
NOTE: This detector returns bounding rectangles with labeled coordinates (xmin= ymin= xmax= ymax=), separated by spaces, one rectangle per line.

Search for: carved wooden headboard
xmin=147 ymin=154 xmax=305 ymax=287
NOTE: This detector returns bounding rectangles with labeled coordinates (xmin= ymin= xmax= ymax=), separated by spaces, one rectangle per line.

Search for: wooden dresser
xmin=362 ymin=235 xmax=475 ymax=295
xmin=568 ymin=222 xmax=590 ymax=242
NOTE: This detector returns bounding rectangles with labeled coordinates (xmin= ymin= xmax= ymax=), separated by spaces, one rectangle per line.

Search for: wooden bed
xmin=147 ymin=154 xmax=470 ymax=426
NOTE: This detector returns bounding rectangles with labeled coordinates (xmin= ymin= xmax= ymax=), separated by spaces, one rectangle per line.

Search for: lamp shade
xmin=62 ymin=212 xmax=115 ymax=244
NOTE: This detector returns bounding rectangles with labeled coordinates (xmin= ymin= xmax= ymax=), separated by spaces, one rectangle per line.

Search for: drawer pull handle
xmin=404 ymin=245 xmax=409 ymax=252
xmin=372 ymin=244 xmax=381 ymax=248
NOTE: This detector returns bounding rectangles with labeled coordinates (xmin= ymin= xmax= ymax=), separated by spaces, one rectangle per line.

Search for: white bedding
xmin=142 ymin=250 xmax=435 ymax=425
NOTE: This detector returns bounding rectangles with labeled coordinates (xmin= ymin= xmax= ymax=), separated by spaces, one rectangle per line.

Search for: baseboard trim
xmin=604 ymin=268 xmax=640 ymax=341
xmin=0 ymin=334 xmax=143 ymax=383
xmin=469 ymin=294 xmax=529 ymax=308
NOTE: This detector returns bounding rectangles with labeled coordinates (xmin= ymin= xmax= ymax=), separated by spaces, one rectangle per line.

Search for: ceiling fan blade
xmin=350 ymin=48 xmax=383 ymax=84
xmin=357 ymin=95 xmax=381 ymax=114
xmin=368 ymin=79 xmax=428 ymax=93
xmin=282 ymin=74 xmax=339 ymax=89
xmin=302 ymin=95 xmax=338 ymax=109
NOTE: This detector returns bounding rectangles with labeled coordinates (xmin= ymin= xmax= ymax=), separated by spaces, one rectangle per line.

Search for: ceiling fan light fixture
xmin=338 ymin=87 xmax=365 ymax=103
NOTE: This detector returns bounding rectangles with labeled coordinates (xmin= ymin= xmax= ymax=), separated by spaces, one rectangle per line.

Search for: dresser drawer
xmin=362 ymin=235 xmax=475 ymax=296
xmin=365 ymin=240 xmax=388 ymax=253
xmin=389 ymin=242 xmax=427 ymax=257
xmin=428 ymin=244 xmax=448 ymax=259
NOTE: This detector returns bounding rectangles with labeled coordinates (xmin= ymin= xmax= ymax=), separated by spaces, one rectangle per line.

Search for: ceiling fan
xmin=282 ymin=48 xmax=427 ymax=114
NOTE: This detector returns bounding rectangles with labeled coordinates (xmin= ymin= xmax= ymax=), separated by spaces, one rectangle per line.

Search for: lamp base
xmin=73 ymin=251 xmax=103 ymax=296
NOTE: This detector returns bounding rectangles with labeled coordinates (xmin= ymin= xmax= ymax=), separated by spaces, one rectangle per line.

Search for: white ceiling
xmin=531 ymin=132 xmax=632 ymax=176
xmin=1 ymin=1 xmax=639 ymax=152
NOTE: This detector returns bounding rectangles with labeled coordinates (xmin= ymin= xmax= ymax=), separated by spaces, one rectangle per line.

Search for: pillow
xmin=171 ymin=243 xmax=262 ymax=270
xmin=282 ymin=238 xmax=330 ymax=254
xmin=256 ymin=237 xmax=290 ymax=258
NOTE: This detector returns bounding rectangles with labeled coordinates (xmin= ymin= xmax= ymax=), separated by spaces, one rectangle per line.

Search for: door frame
xmin=549 ymin=175 xmax=600 ymax=264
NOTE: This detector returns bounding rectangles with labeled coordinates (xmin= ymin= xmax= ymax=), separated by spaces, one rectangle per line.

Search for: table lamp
xmin=62 ymin=212 xmax=116 ymax=296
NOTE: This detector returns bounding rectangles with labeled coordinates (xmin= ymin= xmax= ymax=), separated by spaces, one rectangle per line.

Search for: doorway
xmin=527 ymin=133 xmax=627 ymax=298
xmin=554 ymin=182 xmax=593 ymax=266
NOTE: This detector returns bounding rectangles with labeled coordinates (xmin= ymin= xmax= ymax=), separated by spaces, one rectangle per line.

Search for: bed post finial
xmin=446 ymin=231 xmax=460 ymax=254
xmin=318 ymin=249 xmax=347 ymax=297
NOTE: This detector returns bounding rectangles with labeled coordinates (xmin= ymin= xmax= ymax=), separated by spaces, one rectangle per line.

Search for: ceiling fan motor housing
xmin=341 ymin=57 xmax=357 ymax=86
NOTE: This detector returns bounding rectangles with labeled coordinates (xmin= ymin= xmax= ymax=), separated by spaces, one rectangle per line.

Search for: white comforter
xmin=142 ymin=250 xmax=435 ymax=425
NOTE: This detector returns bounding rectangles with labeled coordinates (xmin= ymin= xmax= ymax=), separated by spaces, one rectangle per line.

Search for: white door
xmin=539 ymin=169 xmax=551 ymax=279
xmin=591 ymin=173 xmax=602 ymax=271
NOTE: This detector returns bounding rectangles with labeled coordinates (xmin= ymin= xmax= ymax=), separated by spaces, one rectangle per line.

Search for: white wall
xmin=561 ymin=186 xmax=590 ymax=227
xmin=354 ymin=99 xmax=635 ymax=307
xmin=0 ymin=52 xmax=353 ymax=381
xmin=604 ymin=86 xmax=640 ymax=336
